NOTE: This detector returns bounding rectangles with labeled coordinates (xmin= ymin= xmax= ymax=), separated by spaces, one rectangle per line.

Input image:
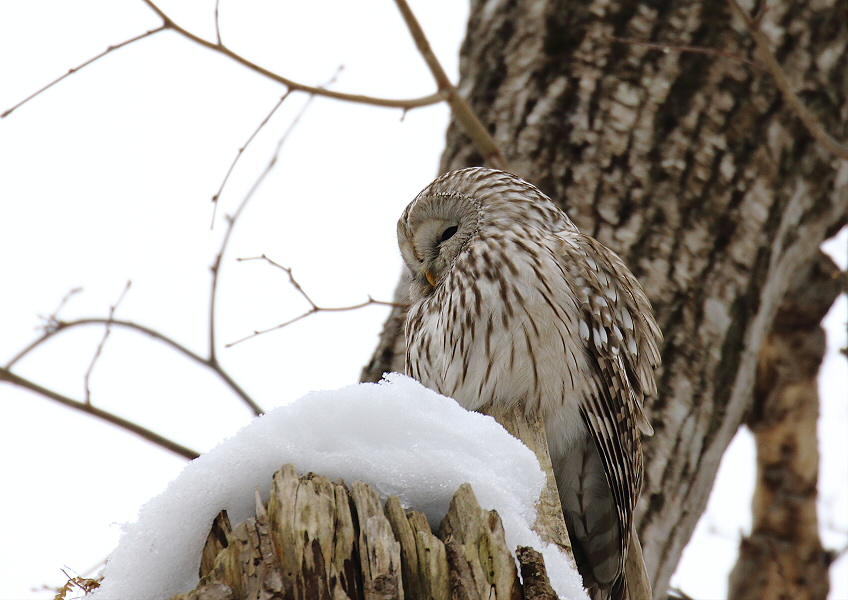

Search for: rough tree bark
xmin=363 ymin=0 xmax=848 ymax=597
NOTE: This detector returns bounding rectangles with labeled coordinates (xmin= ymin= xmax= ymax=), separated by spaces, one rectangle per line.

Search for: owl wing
xmin=556 ymin=231 xmax=662 ymax=578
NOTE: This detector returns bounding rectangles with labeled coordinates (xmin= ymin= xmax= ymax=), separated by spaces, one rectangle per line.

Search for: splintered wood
xmin=167 ymin=464 xmax=556 ymax=600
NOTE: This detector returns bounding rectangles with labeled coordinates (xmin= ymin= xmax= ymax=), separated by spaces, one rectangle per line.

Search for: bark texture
xmin=364 ymin=0 xmax=848 ymax=596
xmin=727 ymin=253 xmax=844 ymax=600
xmin=169 ymin=465 xmax=562 ymax=600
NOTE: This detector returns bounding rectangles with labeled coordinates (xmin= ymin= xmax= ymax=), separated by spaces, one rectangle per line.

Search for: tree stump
xmin=167 ymin=464 xmax=562 ymax=600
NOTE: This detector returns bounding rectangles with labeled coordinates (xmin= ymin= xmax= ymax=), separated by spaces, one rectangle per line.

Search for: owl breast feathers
xmin=398 ymin=167 xmax=661 ymax=600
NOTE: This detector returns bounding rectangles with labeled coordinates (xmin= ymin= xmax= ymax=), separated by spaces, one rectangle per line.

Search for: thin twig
xmin=210 ymin=93 xmax=289 ymax=228
xmin=210 ymin=66 xmax=344 ymax=228
xmin=391 ymin=0 xmax=509 ymax=170
xmin=50 ymin=570 xmax=101 ymax=597
xmin=138 ymin=0 xmax=446 ymax=110
xmin=5 ymin=317 xmax=262 ymax=416
xmin=227 ymin=254 xmax=404 ymax=347
xmin=239 ymin=254 xmax=404 ymax=312
xmin=727 ymin=0 xmax=848 ymax=161
xmin=1 ymin=26 xmax=167 ymax=118
xmin=0 ymin=367 xmax=199 ymax=460
xmin=241 ymin=255 xmax=319 ymax=309
xmin=226 ymin=299 xmax=399 ymax=347
xmin=38 ymin=287 xmax=83 ymax=332
xmin=608 ymin=36 xmax=766 ymax=71
xmin=84 ymin=280 xmax=132 ymax=404
xmin=214 ymin=0 xmax=223 ymax=45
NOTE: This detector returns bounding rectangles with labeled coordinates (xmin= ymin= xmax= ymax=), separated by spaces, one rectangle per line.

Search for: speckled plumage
xmin=398 ymin=168 xmax=661 ymax=600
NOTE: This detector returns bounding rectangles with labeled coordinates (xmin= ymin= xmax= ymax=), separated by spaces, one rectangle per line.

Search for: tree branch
xmin=608 ymin=36 xmax=766 ymax=71
xmin=214 ymin=0 xmax=223 ymax=45
xmin=227 ymin=255 xmax=403 ymax=347
xmin=5 ymin=0 xmax=503 ymax=174
xmin=209 ymin=92 xmax=287 ymax=227
xmin=137 ymin=0 xmax=446 ymax=110
xmin=39 ymin=287 xmax=83 ymax=330
xmin=5 ymin=317 xmax=262 ymax=416
xmin=728 ymin=252 xmax=842 ymax=600
xmin=83 ymin=281 xmax=132 ymax=404
xmin=3 ymin=2 xmax=447 ymax=119
xmin=1 ymin=26 xmax=167 ymax=118
xmin=0 ymin=367 xmax=199 ymax=460
xmin=210 ymin=65 xmax=343 ymax=228
xmin=4 ymin=6 xmax=336 ymax=424
xmin=391 ymin=0 xmax=508 ymax=170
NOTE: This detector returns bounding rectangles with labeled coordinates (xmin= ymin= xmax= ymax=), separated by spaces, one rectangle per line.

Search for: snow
xmin=89 ymin=373 xmax=587 ymax=600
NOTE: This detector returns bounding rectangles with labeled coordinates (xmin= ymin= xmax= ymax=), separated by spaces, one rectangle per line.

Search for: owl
xmin=398 ymin=168 xmax=662 ymax=600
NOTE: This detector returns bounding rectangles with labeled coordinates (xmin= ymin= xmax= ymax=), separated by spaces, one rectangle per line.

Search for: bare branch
xmin=5 ymin=317 xmax=263 ymax=416
xmin=9 ymin=32 xmax=339 ymax=420
xmin=225 ymin=298 xmax=398 ymax=348
xmin=6 ymin=0 xmax=498 ymax=177
xmin=214 ymin=0 xmax=223 ymax=45
xmin=210 ymin=93 xmax=289 ymax=228
xmin=210 ymin=66 xmax=344 ymax=228
xmin=227 ymin=254 xmax=404 ymax=347
xmin=391 ymin=0 xmax=508 ymax=170
xmin=84 ymin=281 xmax=132 ymax=404
xmin=138 ymin=0 xmax=446 ymax=110
xmin=727 ymin=0 xmax=848 ymax=161
xmin=12 ymin=53 xmax=343 ymax=421
xmin=0 ymin=367 xmax=199 ymax=460
xmin=608 ymin=36 xmax=766 ymax=71
xmin=38 ymin=287 xmax=83 ymax=333
xmin=226 ymin=312 xmax=314 ymax=347
xmin=239 ymin=255 xmax=319 ymax=310
xmin=1 ymin=26 xmax=167 ymax=119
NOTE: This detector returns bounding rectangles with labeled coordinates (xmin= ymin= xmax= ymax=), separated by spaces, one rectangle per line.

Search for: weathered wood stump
xmin=168 ymin=464 xmax=559 ymax=600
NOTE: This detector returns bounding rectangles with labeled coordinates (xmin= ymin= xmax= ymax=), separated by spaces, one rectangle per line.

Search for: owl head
xmin=397 ymin=168 xmax=575 ymax=299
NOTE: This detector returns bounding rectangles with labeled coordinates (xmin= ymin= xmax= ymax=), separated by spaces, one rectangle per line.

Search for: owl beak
xmin=425 ymin=269 xmax=438 ymax=287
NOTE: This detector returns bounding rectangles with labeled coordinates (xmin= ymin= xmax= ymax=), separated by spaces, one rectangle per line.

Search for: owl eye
xmin=439 ymin=226 xmax=458 ymax=243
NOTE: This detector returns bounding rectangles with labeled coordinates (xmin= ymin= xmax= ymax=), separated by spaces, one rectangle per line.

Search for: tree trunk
xmin=727 ymin=252 xmax=843 ymax=600
xmin=363 ymin=0 xmax=848 ymax=596
xmin=169 ymin=464 xmax=560 ymax=600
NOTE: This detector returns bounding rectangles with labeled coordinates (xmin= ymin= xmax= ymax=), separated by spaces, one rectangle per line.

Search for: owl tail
xmin=622 ymin=529 xmax=652 ymax=600
xmin=585 ymin=532 xmax=651 ymax=600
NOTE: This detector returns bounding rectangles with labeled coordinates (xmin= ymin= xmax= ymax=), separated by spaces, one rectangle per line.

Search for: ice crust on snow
xmin=89 ymin=373 xmax=587 ymax=599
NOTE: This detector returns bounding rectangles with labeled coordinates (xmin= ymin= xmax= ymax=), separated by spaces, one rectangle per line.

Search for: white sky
xmin=0 ymin=2 xmax=845 ymax=599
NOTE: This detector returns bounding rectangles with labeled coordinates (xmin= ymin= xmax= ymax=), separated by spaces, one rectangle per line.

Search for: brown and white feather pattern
xmin=398 ymin=168 xmax=661 ymax=600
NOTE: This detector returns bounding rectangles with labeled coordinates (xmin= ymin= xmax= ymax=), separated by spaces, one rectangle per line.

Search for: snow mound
xmin=89 ymin=373 xmax=586 ymax=599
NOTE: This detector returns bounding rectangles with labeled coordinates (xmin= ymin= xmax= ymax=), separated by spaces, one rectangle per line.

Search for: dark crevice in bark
xmin=651 ymin=317 xmax=681 ymax=414
xmin=710 ymin=250 xmax=762 ymax=433
xmin=542 ymin=0 xmax=593 ymax=64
